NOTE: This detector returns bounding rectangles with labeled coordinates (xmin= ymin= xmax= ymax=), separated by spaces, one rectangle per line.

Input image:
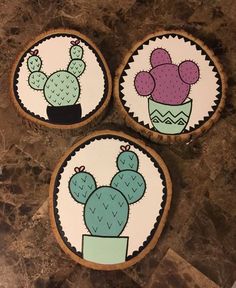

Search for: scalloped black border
xmin=119 ymin=33 xmax=222 ymax=134
xmin=13 ymin=33 xmax=109 ymax=125
xmin=53 ymin=134 xmax=167 ymax=260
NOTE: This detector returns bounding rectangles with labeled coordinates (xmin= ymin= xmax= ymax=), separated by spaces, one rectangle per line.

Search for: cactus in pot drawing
xmin=134 ymin=48 xmax=200 ymax=134
xmin=27 ymin=40 xmax=86 ymax=124
xmin=69 ymin=145 xmax=146 ymax=264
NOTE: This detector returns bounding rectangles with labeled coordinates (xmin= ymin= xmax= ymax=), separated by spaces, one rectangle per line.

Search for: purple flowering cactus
xmin=134 ymin=48 xmax=200 ymax=105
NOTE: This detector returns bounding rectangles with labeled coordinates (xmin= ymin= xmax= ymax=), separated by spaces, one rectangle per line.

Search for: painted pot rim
xmin=148 ymin=97 xmax=192 ymax=107
xmin=82 ymin=235 xmax=129 ymax=240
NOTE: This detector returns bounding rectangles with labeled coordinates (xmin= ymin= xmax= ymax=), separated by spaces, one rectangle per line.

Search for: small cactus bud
xmin=74 ymin=166 xmax=85 ymax=173
xmin=71 ymin=39 xmax=80 ymax=46
xmin=30 ymin=49 xmax=39 ymax=56
xmin=120 ymin=145 xmax=130 ymax=151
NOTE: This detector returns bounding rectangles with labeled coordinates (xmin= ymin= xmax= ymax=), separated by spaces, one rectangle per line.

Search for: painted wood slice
xmin=11 ymin=29 xmax=111 ymax=129
xmin=49 ymin=130 xmax=172 ymax=270
xmin=115 ymin=30 xmax=226 ymax=143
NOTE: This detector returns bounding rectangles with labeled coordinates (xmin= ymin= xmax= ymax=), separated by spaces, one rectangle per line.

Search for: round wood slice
xmin=114 ymin=30 xmax=227 ymax=143
xmin=10 ymin=29 xmax=112 ymax=130
xmin=49 ymin=130 xmax=172 ymax=270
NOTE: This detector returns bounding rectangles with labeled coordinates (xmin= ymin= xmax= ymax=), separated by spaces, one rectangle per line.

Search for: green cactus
xmin=28 ymin=71 xmax=47 ymax=90
xmin=68 ymin=60 xmax=86 ymax=78
xmin=27 ymin=51 xmax=42 ymax=72
xmin=44 ymin=71 xmax=80 ymax=106
xmin=70 ymin=44 xmax=84 ymax=59
xmin=27 ymin=39 xmax=86 ymax=107
xmin=68 ymin=146 xmax=146 ymax=238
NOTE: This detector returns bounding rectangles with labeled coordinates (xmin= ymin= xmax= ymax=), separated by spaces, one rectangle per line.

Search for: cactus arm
xmin=68 ymin=40 xmax=86 ymax=78
xmin=134 ymin=71 xmax=155 ymax=97
xmin=68 ymin=59 xmax=86 ymax=78
xmin=178 ymin=60 xmax=200 ymax=85
xmin=113 ymin=146 xmax=146 ymax=204
xmin=28 ymin=71 xmax=47 ymax=90
xmin=27 ymin=50 xmax=48 ymax=91
xmin=27 ymin=50 xmax=42 ymax=72
xmin=69 ymin=166 xmax=97 ymax=204
xmin=70 ymin=40 xmax=84 ymax=59
xmin=150 ymin=48 xmax=172 ymax=68
xmin=117 ymin=145 xmax=139 ymax=171
xmin=111 ymin=170 xmax=146 ymax=204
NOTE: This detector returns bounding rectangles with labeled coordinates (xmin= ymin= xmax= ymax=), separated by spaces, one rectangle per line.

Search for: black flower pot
xmin=47 ymin=103 xmax=82 ymax=124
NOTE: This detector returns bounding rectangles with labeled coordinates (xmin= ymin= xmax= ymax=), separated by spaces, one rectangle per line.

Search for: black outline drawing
xmin=119 ymin=33 xmax=222 ymax=134
xmin=52 ymin=134 xmax=167 ymax=261
xmin=13 ymin=33 xmax=109 ymax=124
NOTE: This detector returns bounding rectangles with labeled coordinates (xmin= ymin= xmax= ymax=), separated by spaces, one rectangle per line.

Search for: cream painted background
xmin=16 ymin=36 xmax=105 ymax=119
xmin=56 ymin=138 xmax=165 ymax=256
xmin=121 ymin=36 xmax=219 ymax=130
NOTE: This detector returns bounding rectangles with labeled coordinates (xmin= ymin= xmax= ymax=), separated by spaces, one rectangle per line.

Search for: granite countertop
xmin=0 ymin=0 xmax=235 ymax=287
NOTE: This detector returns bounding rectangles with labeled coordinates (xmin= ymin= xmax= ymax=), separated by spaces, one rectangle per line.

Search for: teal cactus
xmin=68 ymin=146 xmax=146 ymax=239
xmin=84 ymin=186 xmax=129 ymax=236
xmin=117 ymin=145 xmax=138 ymax=171
xmin=111 ymin=145 xmax=145 ymax=204
xmin=27 ymin=39 xmax=86 ymax=107
xmin=111 ymin=170 xmax=145 ymax=204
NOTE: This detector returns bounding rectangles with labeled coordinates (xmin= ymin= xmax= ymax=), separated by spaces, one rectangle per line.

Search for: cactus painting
xmin=13 ymin=30 xmax=111 ymax=128
xmin=134 ymin=48 xmax=200 ymax=134
xmin=51 ymin=133 xmax=171 ymax=268
xmin=27 ymin=40 xmax=86 ymax=124
xmin=68 ymin=145 xmax=146 ymax=264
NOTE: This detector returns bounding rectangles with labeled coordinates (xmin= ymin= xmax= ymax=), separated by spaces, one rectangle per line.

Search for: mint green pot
xmin=82 ymin=235 xmax=128 ymax=264
xmin=148 ymin=98 xmax=192 ymax=135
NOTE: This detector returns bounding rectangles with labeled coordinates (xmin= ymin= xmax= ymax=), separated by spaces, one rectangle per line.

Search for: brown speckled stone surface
xmin=147 ymin=249 xmax=220 ymax=288
xmin=0 ymin=0 xmax=236 ymax=287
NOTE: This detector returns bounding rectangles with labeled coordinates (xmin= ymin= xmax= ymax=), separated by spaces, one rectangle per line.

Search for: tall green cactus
xmin=27 ymin=40 xmax=86 ymax=107
xmin=68 ymin=145 xmax=146 ymax=237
